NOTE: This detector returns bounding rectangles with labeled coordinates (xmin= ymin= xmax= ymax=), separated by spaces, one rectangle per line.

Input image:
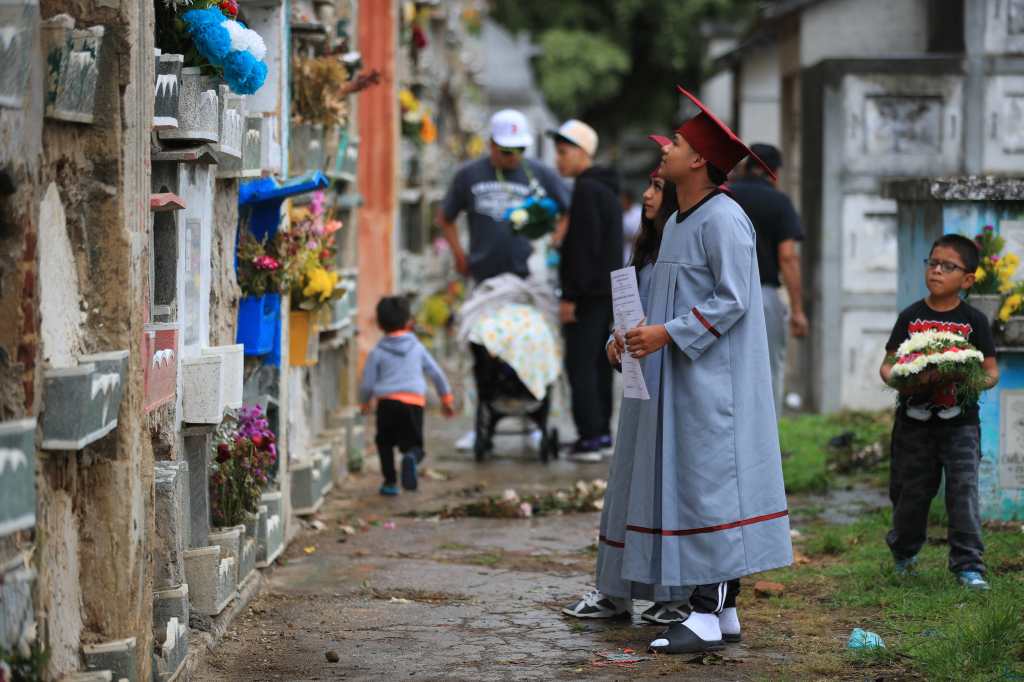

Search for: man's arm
xmin=777 ymin=240 xmax=808 ymax=337
xmin=436 ymin=207 xmax=469 ymax=276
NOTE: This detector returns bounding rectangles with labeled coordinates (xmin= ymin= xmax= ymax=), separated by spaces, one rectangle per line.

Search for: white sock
xmin=718 ymin=607 xmax=740 ymax=636
xmin=651 ymin=612 xmax=721 ymax=647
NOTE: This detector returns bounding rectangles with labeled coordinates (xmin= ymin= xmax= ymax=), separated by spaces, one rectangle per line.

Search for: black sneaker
xmin=401 ymin=451 xmax=418 ymax=491
xmin=568 ymin=438 xmax=604 ymax=463
xmin=561 ymin=590 xmax=630 ymax=619
xmin=640 ymin=601 xmax=690 ymax=625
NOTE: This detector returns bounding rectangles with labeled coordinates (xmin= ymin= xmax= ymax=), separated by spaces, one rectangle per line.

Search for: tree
xmin=490 ymin=0 xmax=757 ymax=150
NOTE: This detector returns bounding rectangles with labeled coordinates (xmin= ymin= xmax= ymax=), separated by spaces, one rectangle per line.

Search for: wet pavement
xmin=196 ymin=410 xmax=863 ymax=681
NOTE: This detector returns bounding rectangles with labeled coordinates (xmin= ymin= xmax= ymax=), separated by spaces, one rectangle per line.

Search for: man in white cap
xmin=550 ymin=119 xmax=623 ymax=459
xmin=438 ymin=109 xmax=570 ymax=283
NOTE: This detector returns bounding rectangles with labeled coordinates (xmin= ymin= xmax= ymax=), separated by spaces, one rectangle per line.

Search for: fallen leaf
xmin=303 ymin=546 xmax=317 ymax=555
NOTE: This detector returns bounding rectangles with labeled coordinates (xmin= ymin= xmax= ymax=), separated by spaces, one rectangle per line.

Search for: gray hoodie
xmin=359 ymin=332 xmax=452 ymax=405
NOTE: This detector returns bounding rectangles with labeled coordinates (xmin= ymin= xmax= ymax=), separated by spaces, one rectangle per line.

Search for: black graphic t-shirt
xmin=885 ymin=299 xmax=996 ymax=425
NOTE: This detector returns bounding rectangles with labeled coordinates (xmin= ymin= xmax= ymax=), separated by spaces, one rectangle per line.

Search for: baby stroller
xmin=456 ymin=275 xmax=564 ymax=464
xmin=470 ymin=342 xmax=559 ymax=463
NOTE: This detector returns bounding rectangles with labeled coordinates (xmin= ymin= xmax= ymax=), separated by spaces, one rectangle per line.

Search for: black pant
xmin=563 ymin=297 xmax=613 ymax=440
xmin=886 ymin=418 xmax=985 ymax=573
xmin=690 ymin=580 xmax=740 ymax=614
xmin=375 ymin=400 xmax=424 ymax=485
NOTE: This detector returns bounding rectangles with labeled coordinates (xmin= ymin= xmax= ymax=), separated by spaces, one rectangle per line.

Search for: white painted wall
xmin=800 ymin=0 xmax=929 ymax=68
xmin=38 ymin=183 xmax=85 ymax=369
xmin=701 ymin=36 xmax=737 ymax=128
xmin=738 ymin=44 xmax=781 ymax=147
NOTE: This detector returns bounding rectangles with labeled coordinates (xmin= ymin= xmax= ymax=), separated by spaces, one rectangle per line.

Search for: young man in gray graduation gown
xmin=606 ymin=86 xmax=793 ymax=655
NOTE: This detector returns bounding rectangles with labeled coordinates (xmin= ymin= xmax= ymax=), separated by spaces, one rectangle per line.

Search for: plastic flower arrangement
xmin=180 ymin=6 xmax=268 ymax=94
xmin=970 ymin=226 xmax=1018 ymax=296
xmin=888 ymin=330 xmax=987 ymax=406
xmin=503 ymin=195 xmax=560 ymax=240
xmin=280 ymin=192 xmax=346 ymax=312
xmin=398 ymin=88 xmax=436 ymax=144
xmin=209 ymin=405 xmax=278 ymax=527
xmin=291 ymin=56 xmax=381 ymax=128
xmin=236 ymin=232 xmax=287 ymax=297
xmin=999 ymin=285 xmax=1024 ymax=322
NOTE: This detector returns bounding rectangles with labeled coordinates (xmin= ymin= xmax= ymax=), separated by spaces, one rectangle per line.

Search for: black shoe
xmin=649 ymin=623 xmax=725 ymax=654
xmin=401 ymin=452 xmax=418 ymax=491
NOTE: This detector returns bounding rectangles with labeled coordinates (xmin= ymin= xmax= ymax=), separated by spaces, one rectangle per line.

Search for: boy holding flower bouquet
xmin=879 ymin=235 xmax=1000 ymax=589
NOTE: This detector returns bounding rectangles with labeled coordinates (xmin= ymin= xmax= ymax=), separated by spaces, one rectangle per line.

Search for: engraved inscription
xmin=999 ymin=391 xmax=1024 ymax=490
xmin=864 ymin=95 xmax=943 ymax=155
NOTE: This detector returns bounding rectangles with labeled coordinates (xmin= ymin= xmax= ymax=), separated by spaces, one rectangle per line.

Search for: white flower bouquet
xmin=889 ymin=330 xmax=987 ymax=405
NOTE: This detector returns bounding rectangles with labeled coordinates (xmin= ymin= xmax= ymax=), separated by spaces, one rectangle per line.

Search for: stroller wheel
xmin=473 ymin=436 xmax=487 ymax=462
xmin=547 ymin=427 xmax=560 ymax=461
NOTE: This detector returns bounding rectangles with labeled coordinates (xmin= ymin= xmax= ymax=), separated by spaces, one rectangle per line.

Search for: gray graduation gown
xmin=597 ymin=193 xmax=792 ymax=595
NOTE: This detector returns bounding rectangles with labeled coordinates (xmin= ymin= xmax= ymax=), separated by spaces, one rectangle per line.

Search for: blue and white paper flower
xmin=183 ymin=7 xmax=268 ymax=95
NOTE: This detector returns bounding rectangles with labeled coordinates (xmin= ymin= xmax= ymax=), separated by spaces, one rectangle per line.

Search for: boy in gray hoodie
xmin=360 ymin=296 xmax=455 ymax=495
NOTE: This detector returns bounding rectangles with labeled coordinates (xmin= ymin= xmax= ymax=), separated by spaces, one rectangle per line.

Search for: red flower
xmin=216 ymin=443 xmax=231 ymax=463
xmin=412 ymin=25 xmax=428 ymax=49
xmin=252 ymin=434 xmax=264 ymax=448
xmin=220 ymin=0 xmax=239 ymax=17
xmin=319 ymin=250 xmax=331 ymax=261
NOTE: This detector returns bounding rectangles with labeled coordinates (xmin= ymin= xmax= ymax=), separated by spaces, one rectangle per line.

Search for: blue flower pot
xmin=237 ymin=293 xmax=280 ymax=356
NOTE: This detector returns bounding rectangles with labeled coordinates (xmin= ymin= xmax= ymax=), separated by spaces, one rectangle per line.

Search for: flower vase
xmin=289 ymin=310 xmax=319 ymax=367
xmin=1003 ymin=316 xmax=1024 ymax=346
xmin=237 ymin=293 xmax=280 ymax=356
xmin=968 ymin=294 xmax=1001 ymax=328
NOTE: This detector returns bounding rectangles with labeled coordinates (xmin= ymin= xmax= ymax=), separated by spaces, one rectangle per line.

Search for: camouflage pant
xmin=886 ymin=418 xmax=985 ymax=574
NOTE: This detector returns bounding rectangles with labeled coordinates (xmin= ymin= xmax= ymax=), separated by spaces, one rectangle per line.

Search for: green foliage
xmin=490 ymin=0 xmax=758 ymax=139
xmin=1 ymin=642 xmax=49 ymax=682
xmin=534 ymin=30 xmax=630 ymax=116
xmin=778 ymin=411 xmax=893 ymax=494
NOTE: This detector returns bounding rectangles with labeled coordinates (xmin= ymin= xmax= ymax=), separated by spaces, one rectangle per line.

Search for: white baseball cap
xmin=550 ymin=119 xmax=598 ymax=157
xmin=489 ymin=109 xmax=533 ymax=149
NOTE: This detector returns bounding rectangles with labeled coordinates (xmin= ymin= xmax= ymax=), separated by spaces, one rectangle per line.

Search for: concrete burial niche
xmin=209 ymin=83 xmax=245 ymax=159
xmin=40 ymin=350 xmax=128 ymax=450
xmin=256 ymin=492 xmax=284 ymax=567
xmin=0 ymin=418 xmax=37 ymax=536
xmin=41 ymin=18 xmax=105 ymax=124
xmin=982 ymin=74 xmax=1024 ymax=174
xmin=182 ymin=430 xmax=212 ymax=548
xmin=218 ymin=114 xmax=262 ymax=178
xmin=159 ymin=67 xmax=219 ymax=143
xmin=153 ymin=50 xmax=183 ymax=131
xmin=885 ymin=177 xmax=1024 ymax=521
xmin=207 ymin=525 xmax=243 ymax=588
xmin=82 ymin=637 xmax=136 ymax=681
xmin=143 ymin=324 xmax=178 ymax=412
xmin=200 ymin=344 xmax=244 ymax=410
xmin=0 ymin=565 xmax=35 ymax=653
xmin=289 ymin=122 xmax=326 ymax=173
xmin=153 ymin=616 xmax=188 ymax=682
xmin=182 ymin=545 xmax=235 ymax=616
xmin=154 ymin=461 xmax=189 ymax=591
xmin=153 ymin=583 xmax=189 ymax=631
xmin=0 ymin=0 xmax=37 ymax=109
xmin=181 ymin=354 xmax=225 ymax=424
xmin=289 ymin=455 xmax=323 ymax=516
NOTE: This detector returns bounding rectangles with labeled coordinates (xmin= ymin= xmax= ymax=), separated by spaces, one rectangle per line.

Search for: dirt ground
xmin=196 ymin=410 xmax=894 ymax=682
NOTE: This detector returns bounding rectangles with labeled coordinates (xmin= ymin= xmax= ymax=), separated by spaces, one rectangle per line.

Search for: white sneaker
xmin=561 ymin=589 xmax=630 ymax=619
xmin=455 ymin=431 xmax=475 ymax=451
xmin=719 ymin=606 xmax=741 ymax=643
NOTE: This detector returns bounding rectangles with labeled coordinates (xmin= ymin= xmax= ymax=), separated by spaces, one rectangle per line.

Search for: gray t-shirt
xmin=442 ymin=157 xmax=570 ymax=282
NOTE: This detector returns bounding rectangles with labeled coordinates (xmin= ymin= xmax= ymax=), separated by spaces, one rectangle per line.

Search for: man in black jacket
xmin=551 ymin=120 xmax=624 ymax=460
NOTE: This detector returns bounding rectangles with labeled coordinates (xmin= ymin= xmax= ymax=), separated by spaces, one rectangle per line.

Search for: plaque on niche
xmin=0 ymin=0 xmax=36 ymax=109
xmin=1011 ymin=0 xmax=1024 ymax=34
xmin=999 ymin=93 xmax=1024 ymax=154
xmin=999 ymin=390 xmax=1024 ymax=490
xmin=864 ymin=95 xmax=943 ymax=155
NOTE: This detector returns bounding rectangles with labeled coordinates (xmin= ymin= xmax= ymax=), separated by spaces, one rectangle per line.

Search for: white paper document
xmin=610 ymin=266 xmax=650 ymax=400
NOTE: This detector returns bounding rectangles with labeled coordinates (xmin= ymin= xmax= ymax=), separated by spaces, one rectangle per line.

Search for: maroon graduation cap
xmin=647 ymin=134 xmax=671 ymax=177
xmin=675 ymin=85 xmax=777 ymax=182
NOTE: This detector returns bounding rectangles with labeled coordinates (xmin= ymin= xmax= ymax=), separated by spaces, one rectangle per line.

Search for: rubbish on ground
xmin=303 ymin=546 xmax=317 ymax=555
xmin=422 ymin=468 xmax=448 ymax=481
xmin=325 ymin=650 xmax=340 ymax=663
xmin=686 ymin=652 xmax=725 ymax=665
xmin=594 ymin=650 xmax=649 ymax=665
xmin=339 ymin=525 xmax=356 ymax=535
xmin=383 ymin=521 xmax=396 ymax=529
xmin=410 ymin=479 xmax=609 ymax=519
xmin=309 ymin=519 xmax=326 ymax=531
xmin=753 ymin=580 xmax=785 ymax=598
xmin=847 ymin=628 xmax=885 ymax=649
xmin=790 ymin=529 xmax=803 ymax=538
xmin=793 ymin=551 xmax=811 ymax=565
xmin=388 ymin=597 xmax=412 ymax=604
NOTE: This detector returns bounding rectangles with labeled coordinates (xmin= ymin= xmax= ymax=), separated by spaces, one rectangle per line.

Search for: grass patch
xmin=790 ymin=507 xmax=1024 ymax=679
xmin=778 ymin=411 xmax=892 ymax=494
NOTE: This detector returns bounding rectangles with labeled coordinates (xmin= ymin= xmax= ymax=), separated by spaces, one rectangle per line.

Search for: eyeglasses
xmin=923 ymin=258 xmax=967 ymax=274
xmin=497 ymin=146 xmax=525 ymax=156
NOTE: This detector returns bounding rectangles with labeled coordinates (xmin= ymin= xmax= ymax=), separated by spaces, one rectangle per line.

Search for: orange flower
xmin=420 ymin=113 xmax=437 ymax=144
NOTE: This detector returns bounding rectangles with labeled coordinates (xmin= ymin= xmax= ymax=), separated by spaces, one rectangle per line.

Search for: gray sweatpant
xmin=761 ymin=285 xmax=788 ymax=417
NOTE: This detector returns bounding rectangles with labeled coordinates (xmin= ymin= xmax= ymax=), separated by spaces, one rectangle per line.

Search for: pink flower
xmin=310 ymin=191 xmax=325 ymax=217
xmin=324 ymin=220 xmax=342 ymax=235
xmin=984 ymin=225 xmax=994 ymax=232
xmin=306 ymin=240 xmax=318 ymax=250
xmin=991 ymin=255 xmax=1000 ymax=263
xmin=253 ymin=255 xmax=280 ymax=270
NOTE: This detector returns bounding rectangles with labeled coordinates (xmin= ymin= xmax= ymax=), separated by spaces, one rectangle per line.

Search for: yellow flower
xmin=399 ymin=88 xmax=419 ymax=113
xmin=999 ymin=293 xmax=1023 ymax=322
xmin=302 ymin=267 xmax=335 ymax=302
xmin=975 ymin=267 xmax=987 ymax=282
